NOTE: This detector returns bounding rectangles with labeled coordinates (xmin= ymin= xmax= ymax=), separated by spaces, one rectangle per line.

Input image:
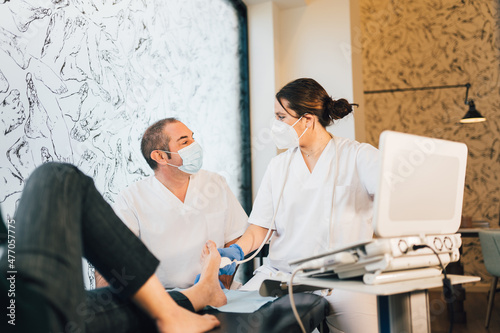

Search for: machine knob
xmin=443 ymin=236 xmax=453 ymax=250
xmin=398 ymin=239 xmax=409 ymax=253
xmin=433 ymin=237 xmax=443 ymax=251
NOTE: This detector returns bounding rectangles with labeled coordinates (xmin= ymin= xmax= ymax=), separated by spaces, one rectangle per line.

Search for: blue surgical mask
xmin=161 ymin=141 xmax=203 ymax=174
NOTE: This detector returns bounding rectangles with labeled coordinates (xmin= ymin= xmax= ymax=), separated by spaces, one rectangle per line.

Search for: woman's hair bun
xmin=323 ymin=97 xmax=353 ymax=125
xmin=331 ymin=98 xmax=353 ymax=120
xmin=277 ymin=78 xmax=354 ymax=128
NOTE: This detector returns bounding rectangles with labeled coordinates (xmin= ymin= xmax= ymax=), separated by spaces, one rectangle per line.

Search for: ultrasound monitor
xmin=373 ymin=131 xmax=468 ymax=238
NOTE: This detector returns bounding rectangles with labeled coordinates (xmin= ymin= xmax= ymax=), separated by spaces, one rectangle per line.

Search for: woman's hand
xmin=217 ymin=244 xmax=244 ymax=275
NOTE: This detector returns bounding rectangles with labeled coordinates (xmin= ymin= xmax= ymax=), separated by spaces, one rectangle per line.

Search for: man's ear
xmin=151 ymin=150 xmax=166 ymax=165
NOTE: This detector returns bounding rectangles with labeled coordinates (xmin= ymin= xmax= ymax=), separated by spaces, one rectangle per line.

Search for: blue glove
xmin=218 ymin=244 xmax=244 ymax=275
xmin=193 ymin=274 xmax=225 ymax=289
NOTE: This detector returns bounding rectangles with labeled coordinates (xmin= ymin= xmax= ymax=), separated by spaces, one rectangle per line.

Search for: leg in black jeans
xmin=9 ymin=162 xmax=192 ymax=332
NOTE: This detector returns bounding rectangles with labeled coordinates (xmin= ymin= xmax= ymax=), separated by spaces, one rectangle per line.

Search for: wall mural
xmin=0 ymin=0 xmax=245 ymax=288
xmin=359 ymin=0 xmax=500 ymax=288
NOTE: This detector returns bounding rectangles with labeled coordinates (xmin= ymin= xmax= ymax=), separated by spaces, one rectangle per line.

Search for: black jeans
xmin=0 ymin=162 xmax=193 ymax=333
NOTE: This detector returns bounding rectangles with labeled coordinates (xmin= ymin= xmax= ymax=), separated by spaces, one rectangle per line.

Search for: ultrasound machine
xmin=289 ymin=130 xmax=468 ymax=284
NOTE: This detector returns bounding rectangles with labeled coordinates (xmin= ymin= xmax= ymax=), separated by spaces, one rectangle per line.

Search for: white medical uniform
xmin=113 ymin=170 xmax=248 ymax=289
xmin=247 ymin=136 xmax=380 ymax=333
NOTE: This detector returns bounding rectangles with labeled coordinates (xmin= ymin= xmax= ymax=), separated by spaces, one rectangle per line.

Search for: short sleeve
xmin=356 ymin=143 xmax=380 ymax=195
xmin=220 ymin=177 xmax=249 ymax=244
xmin=247 ymin=161 xmax=275 ymax=229
xmin=113 ymin=192 xmax=141 ymax=238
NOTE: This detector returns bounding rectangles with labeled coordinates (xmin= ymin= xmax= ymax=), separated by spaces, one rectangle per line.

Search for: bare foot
xmin=179 ymin=240 xmax=228 ymax=311
xmin=130 ymin=273 xmax=219 ymax=333
xmin=199 ymin=240 xmax=227 ymax=307
xmin=156 ymin=306 xmax=220 ymax=333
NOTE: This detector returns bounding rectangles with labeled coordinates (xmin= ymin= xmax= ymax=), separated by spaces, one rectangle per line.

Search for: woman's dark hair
xmin=275 ymin=78 xmax=353 ymax=128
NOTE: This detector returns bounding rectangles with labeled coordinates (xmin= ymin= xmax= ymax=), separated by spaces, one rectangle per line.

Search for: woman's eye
xmin=277 ymin=115 xmax=285 ymax=120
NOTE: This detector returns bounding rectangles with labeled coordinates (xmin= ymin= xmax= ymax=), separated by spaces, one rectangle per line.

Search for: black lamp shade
xmin=460 ymin=100 xmax=486 ymax=123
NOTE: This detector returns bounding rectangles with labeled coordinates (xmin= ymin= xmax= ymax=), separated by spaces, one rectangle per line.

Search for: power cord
xmin=412 ymin=244 xmax=454 ymax=333
xmin=290 ymin=245 xmax=454 ymax=333
xmin=289 ymin=266 xmax=307 ymax=333
xmin=233 ymin=148 xmax=297 ymax=266
xmin=288 ymin=258 xmax=330 ymax=333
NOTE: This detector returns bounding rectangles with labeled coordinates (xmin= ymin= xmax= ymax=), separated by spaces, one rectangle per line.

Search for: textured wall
xmin=360 ymin=0 xmax=500 ymax=287
xmin=0 ymin=0 xmax=244 ymax=287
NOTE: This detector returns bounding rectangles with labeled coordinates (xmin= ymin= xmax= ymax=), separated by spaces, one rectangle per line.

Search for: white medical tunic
xmin=113 ymin=170 xmax=249 ymax=289
xmin=249 ymin=136 xmax=380 ymax=273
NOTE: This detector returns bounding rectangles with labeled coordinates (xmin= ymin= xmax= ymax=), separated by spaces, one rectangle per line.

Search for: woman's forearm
xmin=236 ymin=224 xmax=272 ymax=255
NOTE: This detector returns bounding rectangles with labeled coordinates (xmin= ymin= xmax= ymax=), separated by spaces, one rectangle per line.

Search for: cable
xmin=289 ymin=266 xmax=307 ymax=333
xmin=411 ymin=244 xmax=454 ymax=333
xmin=238 ymin=137 xmax=339 ymax=265
xmin=233 ymin=149 xmax=296 ymax=265
xmin=234 ymin=223 xmax=274 ymax=264
xmin=328 ymin=137 xmax=339 ymax=248
xmin=236 ymin=141 xmax=337 ymax=330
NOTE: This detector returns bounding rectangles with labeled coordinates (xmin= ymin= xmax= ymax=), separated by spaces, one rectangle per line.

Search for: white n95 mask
xmin=271 ymin=117 xmax=308 ymax=149
xmin=163 ymin=141 xmax=203 ymax=174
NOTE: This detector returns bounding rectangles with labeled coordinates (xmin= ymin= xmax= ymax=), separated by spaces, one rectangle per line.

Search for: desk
xmin=458 ymin=227 xmax=491 ymax=238
xmin=202 ymin=293 xmax=329 ymax=333
xmin=292 ymin=274 xmax=479 ymax=333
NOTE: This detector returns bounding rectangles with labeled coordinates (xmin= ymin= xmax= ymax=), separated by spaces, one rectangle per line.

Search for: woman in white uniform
xmin=219 ymin=78 xmax=380 ymax=332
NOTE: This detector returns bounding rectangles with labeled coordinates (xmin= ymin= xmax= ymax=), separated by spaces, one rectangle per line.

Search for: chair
xmin=479 ymin=230 xmax=500 ymax=328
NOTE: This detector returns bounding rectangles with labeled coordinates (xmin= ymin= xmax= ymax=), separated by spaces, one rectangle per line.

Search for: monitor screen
xmin=374 ymin=131 xmax=468 ymax=238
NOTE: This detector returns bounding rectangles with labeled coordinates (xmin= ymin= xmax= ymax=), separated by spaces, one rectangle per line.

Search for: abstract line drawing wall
xmin=0 ymin=0 xmax=250 ymax=287
xmin=1 ymin=0 xmax=248 ymax=215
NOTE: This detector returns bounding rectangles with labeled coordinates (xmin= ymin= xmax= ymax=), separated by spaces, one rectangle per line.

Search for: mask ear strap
xmin=156 ymin=150 xmax=181 ymax=167
xmin=296 ymin=113 xmax=310 ymax=138
xmin=298 ymin=127 xmax=308 ymax=140
xmin=291 ymin=116 xmax=303 ymax=127
xmin=160 ymin=149 xmax=180 ymax=155
xmin=165 ymin=162 xmax=181 ymax=168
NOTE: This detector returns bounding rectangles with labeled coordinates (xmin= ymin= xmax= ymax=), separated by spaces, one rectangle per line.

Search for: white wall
xmin=246 ymin=1 xmax=280 ymax=200
xmin=245 ymin=0 xmax=365 ymax=199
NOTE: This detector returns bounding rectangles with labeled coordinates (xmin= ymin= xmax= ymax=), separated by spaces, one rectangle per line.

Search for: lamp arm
xmin=464 ymin=83 xmax=471 ymax=105
xmin=364 ymin=83 xmax=471 ymax=96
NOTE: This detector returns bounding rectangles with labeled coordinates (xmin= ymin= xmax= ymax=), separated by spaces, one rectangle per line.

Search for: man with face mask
xmin=96 ymin=118 xmax=248 ymax=290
